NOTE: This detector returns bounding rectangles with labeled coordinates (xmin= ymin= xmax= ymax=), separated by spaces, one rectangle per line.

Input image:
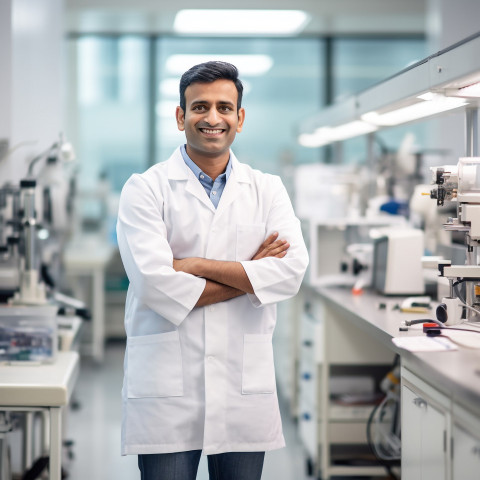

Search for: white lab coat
xmin=116 ymin=147 xmax=309 ymax=456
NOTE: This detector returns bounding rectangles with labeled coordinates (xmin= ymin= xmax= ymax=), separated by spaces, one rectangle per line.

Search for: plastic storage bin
xmin=0 ymin=305 xmax=57 ymax=363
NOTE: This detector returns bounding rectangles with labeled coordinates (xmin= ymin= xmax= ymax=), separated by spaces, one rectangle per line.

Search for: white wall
xmin=0 ymin=1 xmax=13 ymax=148
xmin=0 ymin=0 xmax=65 ymax=184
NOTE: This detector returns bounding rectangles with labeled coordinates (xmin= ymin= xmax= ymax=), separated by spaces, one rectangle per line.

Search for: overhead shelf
xmin=299 ymin=31 xmax=480 ymax=147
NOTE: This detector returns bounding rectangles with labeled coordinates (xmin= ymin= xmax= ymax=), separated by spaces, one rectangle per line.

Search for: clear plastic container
xmin=0 ymin=305 xmax=57 ymax=363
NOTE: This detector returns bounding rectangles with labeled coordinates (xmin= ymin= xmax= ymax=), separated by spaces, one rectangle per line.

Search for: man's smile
xmin=199 ymin=128 xmax=225 ymax=136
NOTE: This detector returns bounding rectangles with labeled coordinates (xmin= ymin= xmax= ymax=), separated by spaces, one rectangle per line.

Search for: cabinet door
xmin=402 ymin=384 xmax=447 ymax=480
xmin=421 ymin=397 xmax=447 ymax=480
xmin=453 ymin=424 xmax=480 ymax=479
xmin=402 ymin=384 xmax=423 ymax=480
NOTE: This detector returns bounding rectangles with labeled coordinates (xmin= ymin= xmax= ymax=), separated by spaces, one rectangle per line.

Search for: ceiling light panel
xmin=173 ymin=9 xmax=310 ymax=36
xmin=362 ymin=95 xmax=467 ymax=126
xmin=298 ymin=121 xmax=378 ymax=148
xmin=456 ymin=82 xmax=480 ymax=98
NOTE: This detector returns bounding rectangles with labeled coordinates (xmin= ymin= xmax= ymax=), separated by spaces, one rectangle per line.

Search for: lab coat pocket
xmin=127 ymin=331 xmax=184 ymax=398
xmin=242 ymin=333 xmax=276 ymax=394
xmin=236 ymin=223 xmax=266 ymax=261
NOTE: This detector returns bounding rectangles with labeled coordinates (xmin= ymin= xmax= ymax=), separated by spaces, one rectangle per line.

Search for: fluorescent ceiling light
xmin=298 ymin=132 xmax=327 ymax=148
xmin=362 ymin=93 xmax=467 ymax=126
xmin=165 ymin=54 xmax=273 ymax=77
xmin=173 ymin=9 xmax=310 ymax=35
xmin=299 ymin=121 xmax=378 ymax=148
xmin=451 ymin=82 xmax=480 ymax=98
xmin=332 ymin=121 xmax=378 ymax=140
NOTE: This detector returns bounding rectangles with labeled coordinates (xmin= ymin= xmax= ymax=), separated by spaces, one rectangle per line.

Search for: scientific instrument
xmin=428 ymin=157 xmax=480 ymax=323
xmin=371 ymin=227 xmax=425 ymax=295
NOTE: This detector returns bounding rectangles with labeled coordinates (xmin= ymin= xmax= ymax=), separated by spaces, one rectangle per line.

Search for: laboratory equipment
xmin=11 ymin=180 xmax=47 ymax=305
xmin=371 ymin=228 xmax=425 ymax=295
xmin=302 ymin=217 xmax=406 ymax=287
xmin=0 ymin=238 xmax=20 ymax=302
xmin=366 ymin=357 xmax=401 ymax=480
xmin=428 ymin=157 xmax=480 ymax=322
xmin=341 ymin=243 xmax=374 ymax=293
xmin=0 ymin=306 xmax=57 ymax=363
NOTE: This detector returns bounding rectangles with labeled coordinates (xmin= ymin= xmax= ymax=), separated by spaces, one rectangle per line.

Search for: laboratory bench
xmin=0 ymin=351 xmax=80 ymax=480
xmin=63 ymin=234 xmax=117 ymax=362
xmin=0 ymin=313 xmax=83 ymax=480
xmin=316 ymin=286 xmax=480 ymax=412
xmin=284 ymin=283 xmax=480 ymax=480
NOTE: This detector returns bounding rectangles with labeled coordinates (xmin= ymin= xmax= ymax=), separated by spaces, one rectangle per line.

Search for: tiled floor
xmin=66 ymin=341 xmax=310 ymax=480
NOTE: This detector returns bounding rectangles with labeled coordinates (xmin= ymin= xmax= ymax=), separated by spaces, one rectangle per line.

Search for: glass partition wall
xmin=67 ymin=34 xmax=426 ymax=194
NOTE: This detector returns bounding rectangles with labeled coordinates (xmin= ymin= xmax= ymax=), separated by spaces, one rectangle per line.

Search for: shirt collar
xmin=181 ymin=144 xmax=232 ymax=181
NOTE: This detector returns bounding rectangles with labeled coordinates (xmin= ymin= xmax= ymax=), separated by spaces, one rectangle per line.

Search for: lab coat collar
xmin=166 ymin=147 xmax=252 ymax=214
xmin=167 ymin=147 xmax=190 ymax=180
xmin=230 ymin=152 xmax=252 ymax=185
xmin=166 ymin=147 xmax=251 ymax=184
xmin=215 ymin=153 xmax=252 ymax=217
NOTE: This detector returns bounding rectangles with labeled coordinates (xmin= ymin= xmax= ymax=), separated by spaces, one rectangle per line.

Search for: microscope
xmin=429 ymin=157 xmax=480 ymax=324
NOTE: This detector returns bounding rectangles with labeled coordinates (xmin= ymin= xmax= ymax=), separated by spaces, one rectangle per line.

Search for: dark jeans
xmin=138 ymin=450 xmax=265 ymax=480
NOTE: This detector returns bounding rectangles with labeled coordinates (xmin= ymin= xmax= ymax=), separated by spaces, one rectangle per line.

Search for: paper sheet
xmin=392 ymin=336 xmax=458 ymax=352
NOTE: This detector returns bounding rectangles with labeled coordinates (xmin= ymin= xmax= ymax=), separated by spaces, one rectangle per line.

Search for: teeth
xmin=201 ymin=129 xmax=223 ymax=134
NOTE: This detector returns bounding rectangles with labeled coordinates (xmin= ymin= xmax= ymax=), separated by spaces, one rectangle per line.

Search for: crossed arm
xmin=173 ymin=232 xmax=289 ymax=307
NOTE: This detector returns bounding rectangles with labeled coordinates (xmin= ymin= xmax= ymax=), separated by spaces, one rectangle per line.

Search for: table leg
xmin=49 ymin=407 xmax=62 ymax=480
xmin=23 ymin=411 xmax=34 ymax=470
xmin=92 ymin=268 xmax=105 ymax=363
xmin=41 ymin=410 xmax=49 ymax=456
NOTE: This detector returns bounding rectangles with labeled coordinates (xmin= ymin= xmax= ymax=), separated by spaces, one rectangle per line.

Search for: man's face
xmin=176 ymin=79 xmax=245 ymax=160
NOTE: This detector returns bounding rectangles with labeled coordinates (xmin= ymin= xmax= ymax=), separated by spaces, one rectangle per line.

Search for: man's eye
xmin=219 ymin=106 xmax=233 ymax=112
xmin=192 ymin=105 xmax=206 ymax=111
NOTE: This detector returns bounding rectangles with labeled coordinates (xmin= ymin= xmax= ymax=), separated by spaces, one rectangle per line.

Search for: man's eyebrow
xmin=190 ymin=100 xmax=235 ymax=107
xmin=190 ymin=100 xmax=209 ymax=107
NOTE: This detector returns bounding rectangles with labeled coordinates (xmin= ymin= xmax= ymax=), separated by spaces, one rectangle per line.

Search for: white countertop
xmin=311 ymin=285 xmax=480 ymax=414
xmin=0 ymin=351 xmax=80 ymax=407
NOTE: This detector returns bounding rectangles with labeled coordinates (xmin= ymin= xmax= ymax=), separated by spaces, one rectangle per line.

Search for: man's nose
xmin=205 ymin=108 xmax=220 ymax=125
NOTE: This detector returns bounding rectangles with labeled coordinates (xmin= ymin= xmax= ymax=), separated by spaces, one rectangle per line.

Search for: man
xmin=117 ymin=61 xmax=309 ymax=480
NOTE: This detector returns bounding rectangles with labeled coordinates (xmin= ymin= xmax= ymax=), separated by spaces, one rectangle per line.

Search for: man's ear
xmin=176 ymin=106 xmax=185 ymax=131
xmin=236 ymin=107 xmax=245 ymax=133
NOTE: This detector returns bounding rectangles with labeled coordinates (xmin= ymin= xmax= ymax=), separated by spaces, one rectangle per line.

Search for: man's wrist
xmin=191 ymin=257 xmax=207 ymax=277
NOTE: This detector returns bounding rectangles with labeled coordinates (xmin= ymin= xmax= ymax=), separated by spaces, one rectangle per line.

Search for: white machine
xmin=371 ymin=228 xmax=425 ymax=295
xmin=302 ymin=216 xmax=407 ymax=288
xmin=428 ymin=157 xmax=480 ymax=324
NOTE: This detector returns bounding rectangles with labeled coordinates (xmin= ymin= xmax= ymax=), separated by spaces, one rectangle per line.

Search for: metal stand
xmin=465 ymin=107 xmax=479 ymax=319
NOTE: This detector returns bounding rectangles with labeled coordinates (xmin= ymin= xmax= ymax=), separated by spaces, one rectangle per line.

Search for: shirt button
xmin=200 ymin=174 xmax=205 ymax=179
xmin=212 ymin=191 xmax=217 ymax=195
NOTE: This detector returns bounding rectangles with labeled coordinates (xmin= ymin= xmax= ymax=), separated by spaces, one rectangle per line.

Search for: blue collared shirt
xmin=181 ymin=144 xmax=232 ymax=209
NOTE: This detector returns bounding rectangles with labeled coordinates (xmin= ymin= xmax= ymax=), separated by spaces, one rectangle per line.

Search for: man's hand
xmin=251 ymin=232 xmax=289 ymax=260
xmin=173 ymin=232 xmax=289 ymax=274
xmin=172 ymin=231 xmax=290 ymax=298
xmin=173 ymin=257 xmax=197 ymax=274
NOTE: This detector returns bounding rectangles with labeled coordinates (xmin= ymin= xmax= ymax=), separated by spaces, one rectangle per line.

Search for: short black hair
xmin=179 ymin=61 xmax=243 ymax=112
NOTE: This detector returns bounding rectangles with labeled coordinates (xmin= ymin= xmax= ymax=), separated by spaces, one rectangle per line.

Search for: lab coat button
xmin=207 ymin=356 xmax=214 ymax=362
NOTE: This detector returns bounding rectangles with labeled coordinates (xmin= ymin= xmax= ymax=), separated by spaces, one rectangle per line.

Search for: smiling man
xmin=116 ymin=61 xmax=309 ymax=480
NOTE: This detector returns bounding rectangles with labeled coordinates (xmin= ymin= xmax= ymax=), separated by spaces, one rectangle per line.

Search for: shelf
xmin=299 ymin=31 xmax=480 ymax=142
